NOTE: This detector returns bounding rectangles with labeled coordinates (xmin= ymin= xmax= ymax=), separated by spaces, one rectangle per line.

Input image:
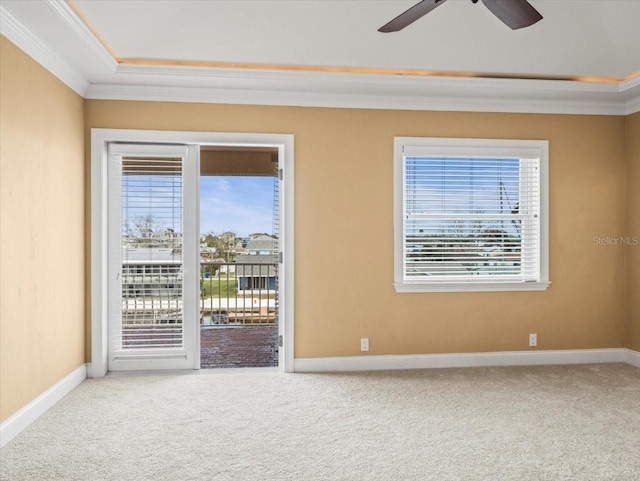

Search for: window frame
xmin=393 ymin=137 xmax=550 ymax=293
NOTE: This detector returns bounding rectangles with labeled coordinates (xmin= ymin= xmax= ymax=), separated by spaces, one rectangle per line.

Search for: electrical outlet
xmin=360 ymin=338 xmax=369 ymax=352
xmin=529 ymin=333 xmax=537 ymax=347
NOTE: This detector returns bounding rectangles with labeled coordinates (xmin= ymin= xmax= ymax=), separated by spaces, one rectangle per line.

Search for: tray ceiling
xmin=1 ymin=0 xmax=639 ymax=115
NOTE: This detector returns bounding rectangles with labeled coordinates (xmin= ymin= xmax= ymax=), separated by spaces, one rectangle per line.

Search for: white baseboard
xmin=625 ymin=348 xmax=640 ymax=368
xmin=294 ymin=348 xmax=628 ymax=373
xmin=0 ymin=364 xmax=87 ymax=448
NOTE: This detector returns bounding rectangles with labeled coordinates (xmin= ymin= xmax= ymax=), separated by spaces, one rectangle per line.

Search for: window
xmin=394 ymin=137 xmax=549 ymax=292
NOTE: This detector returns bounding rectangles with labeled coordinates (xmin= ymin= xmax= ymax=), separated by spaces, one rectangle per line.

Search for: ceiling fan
xmin=379 ymin=0 xmax=543 ymax=32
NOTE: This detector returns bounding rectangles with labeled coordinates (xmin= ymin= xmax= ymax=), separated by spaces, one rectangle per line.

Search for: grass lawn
xmin=200 ymin=274 xmax=277 ymax=299
xmin=201 ymin=277 xmax=237 ymax=298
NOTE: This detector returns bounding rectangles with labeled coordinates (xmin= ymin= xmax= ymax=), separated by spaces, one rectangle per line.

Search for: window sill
xmin=393 ymin=281 xmax=551 ymax=293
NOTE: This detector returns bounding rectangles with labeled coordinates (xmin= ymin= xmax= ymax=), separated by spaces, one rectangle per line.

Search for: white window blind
xmin=394 ymin=138 xmax=549 ymax=293
xmin=117 ymin=154 xmax=185 ymax=352
xmin=107 ymin=142 xmax=199 ymax=371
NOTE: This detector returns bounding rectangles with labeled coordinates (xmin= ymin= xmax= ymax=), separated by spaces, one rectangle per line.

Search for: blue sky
xmin=405 ymin=157 xmax=520 ymax=215
xmin=404 ymin=157 xmax=522 ymax=238
xmin=199 ymin=176 xmax=275 ymax=237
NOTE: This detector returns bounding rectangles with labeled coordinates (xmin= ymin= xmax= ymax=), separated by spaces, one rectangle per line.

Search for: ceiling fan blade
xmin=378 ymin=0 xmax=448 ymax=33
xmin=481 ymin=0 xmax=542 ymax=30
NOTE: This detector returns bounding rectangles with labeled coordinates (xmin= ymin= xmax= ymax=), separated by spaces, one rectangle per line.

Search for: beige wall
xmin=0 ymin=36 xmax=85 ymax=422
xmin=626 ymin=112 xmax=640 ymax=351
xmin=84 ymin=100 xmax=628 ymax=359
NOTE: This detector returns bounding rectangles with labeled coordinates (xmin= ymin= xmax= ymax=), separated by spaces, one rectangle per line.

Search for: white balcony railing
xmin=200 ymin=261 xmax=278 ymax=326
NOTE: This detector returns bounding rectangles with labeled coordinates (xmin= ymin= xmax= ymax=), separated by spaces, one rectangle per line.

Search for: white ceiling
xmin=1 ymin=0 xmax=639 ymax=115
xmin=71 ymin=0 xmax=640 ymax=80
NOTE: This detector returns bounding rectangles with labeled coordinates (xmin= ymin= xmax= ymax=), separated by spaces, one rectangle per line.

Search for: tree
xmin=203 ymin=231 xmax=238 ymax=262
xmin=124 ymin=215 xmax=181 ymax=250
xmin=219 ymin=231 xmax=237 ymax=261
xmin=203 ymin=233 xmax=217 ymax=248
xmin=124 ymin=215 xmax=159 ymax=245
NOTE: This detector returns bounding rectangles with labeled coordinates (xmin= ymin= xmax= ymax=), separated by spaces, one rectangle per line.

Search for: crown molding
xmin=93 ymin=63 xmax=633 ymax=115
xmin=45 ymin=0 xmax=117 ymax=72
xmin=113 ymin=63 xmax=618 ymax=91
xmin=0 ymin=5 xmax=89 ymax=96
xmin=86 ymin=78 xmax=628 ymax=116
xmin=621 ymin=75 xmax=640 ymax=114
xmin=626 ymin=97 xmax=640 ymax=115
xmin=621 ymin=74 xmax=640 ymax=92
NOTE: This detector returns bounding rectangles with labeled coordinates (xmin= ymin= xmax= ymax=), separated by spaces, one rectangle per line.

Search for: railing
xmin=200 ymin=261 xmax=278 ymax=326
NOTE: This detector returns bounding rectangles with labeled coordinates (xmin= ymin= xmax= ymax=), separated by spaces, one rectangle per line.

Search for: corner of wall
xmin=625 ymin=112 xmax=640 ymax=352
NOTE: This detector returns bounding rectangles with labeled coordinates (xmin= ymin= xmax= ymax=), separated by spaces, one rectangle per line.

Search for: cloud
xmin=200 ymin=176 xmax=276 ymax=237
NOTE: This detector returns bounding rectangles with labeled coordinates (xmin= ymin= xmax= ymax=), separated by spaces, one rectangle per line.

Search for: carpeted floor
xmin=1 ymin=363 xmax=639 ymax=481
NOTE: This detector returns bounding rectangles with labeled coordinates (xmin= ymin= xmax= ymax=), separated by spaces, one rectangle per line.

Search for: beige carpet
xmin=1 ymin=363 xmax=639 ymax=480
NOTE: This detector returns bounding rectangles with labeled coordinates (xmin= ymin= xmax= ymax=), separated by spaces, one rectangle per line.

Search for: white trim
xmin=393 ymin=281 xmax=551 ymax=293
xmin=91 ymin=129 xmax=295 ymax=376
xmin=90 ymin=131 xmax=109 ymax=377
xmin=279 ymin=140 xmax=295 ymax=373
xmin=89 ymin=64 xmax=633 ymax=116
xmin=393 ymin=137 xmax=549 ymax=293
xmin=626 ymin=96 xmax=640 ymax=115
xmin=0 ymin=5 xmax=89 ymax=96
xmin=0 ymin=364 xmax=87 ymax=448
xmin=620 ymin=75 xmax=640 ymax=93
xmin=625 ymin=348 xmax=640 ymax=368
xmin=294 ymin=349 xmax=627 ymax=372
xmin=85 ymin=81 xmax=630 ymax=116
xmin=620 ymin=75 xmax=640 ymax=115
xmin=44 ymin=0 xmax=117 ymax=72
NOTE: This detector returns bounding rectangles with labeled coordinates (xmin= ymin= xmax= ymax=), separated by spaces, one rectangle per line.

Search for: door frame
xmin=91 ymin=128 xmax=295 ymax=377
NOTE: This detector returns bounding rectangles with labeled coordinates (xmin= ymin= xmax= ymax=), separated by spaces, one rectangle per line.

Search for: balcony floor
xmin=200 ymin=325 xmax=278 ymax=369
